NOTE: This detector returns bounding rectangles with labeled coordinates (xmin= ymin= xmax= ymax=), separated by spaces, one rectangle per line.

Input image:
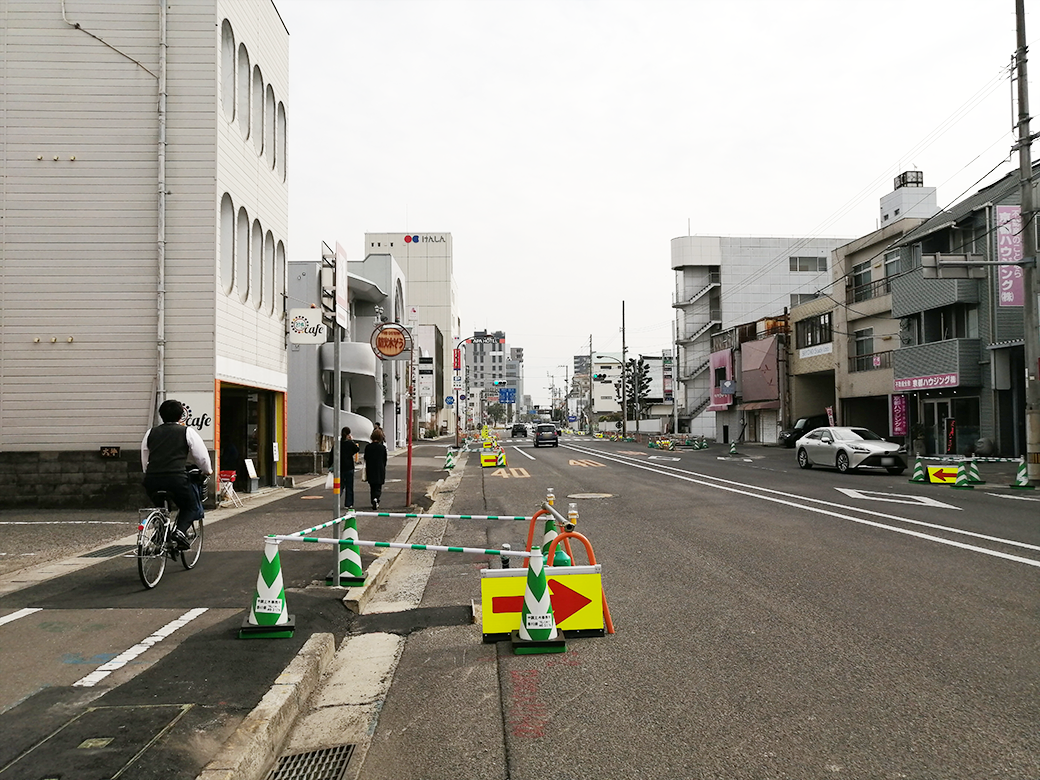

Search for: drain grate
xmin=266 ymin=745 xmax=355 ymax=780
xmin=81 ymin=544 xmax=138 ymax=558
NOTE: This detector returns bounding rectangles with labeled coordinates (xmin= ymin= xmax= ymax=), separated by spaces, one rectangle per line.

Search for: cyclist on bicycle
xmin=141 ymin=399 xmax=212 ymax=549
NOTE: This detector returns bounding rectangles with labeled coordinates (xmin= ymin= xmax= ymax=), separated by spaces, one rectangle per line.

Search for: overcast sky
xmin=278 ymin=0 xmax=1028 ymax=406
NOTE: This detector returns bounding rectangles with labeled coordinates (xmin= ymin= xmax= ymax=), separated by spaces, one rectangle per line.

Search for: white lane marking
xmin=564 ymin=444 xmax=1040 ymax=565
xmin=834 ymin=488 xmax=961 ymax=510
xmin=0 ymin=521 xmax=129 ymax=525
xmin=72 ymin=608 xmax=208 ymax=687
xmin=648 ymin=455 xmax=681 ymax=462
xmin=510 ymin=446 xmax=536 ymax=461
xmin=0 ymin=607 xmax=43 ymax=627
xmin=987 ymin=492 xmax=1040 ymax=502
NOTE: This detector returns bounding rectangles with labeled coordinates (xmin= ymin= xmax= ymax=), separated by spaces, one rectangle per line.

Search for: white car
xmin=796 ymin=426 xmax=907 ymax=475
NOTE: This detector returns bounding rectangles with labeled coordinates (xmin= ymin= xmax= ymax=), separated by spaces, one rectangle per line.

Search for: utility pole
xmin=1015 ymin=0 xmax=1040 ymax=483
xmin=621 ymin=300 xmax=627 ymax=439
xmin=588 ymin=335 xmax=593 ymax=434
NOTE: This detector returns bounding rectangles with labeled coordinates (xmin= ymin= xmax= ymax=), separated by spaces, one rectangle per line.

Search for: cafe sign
xmin=370 ymin=323 xmax=412 ymax=361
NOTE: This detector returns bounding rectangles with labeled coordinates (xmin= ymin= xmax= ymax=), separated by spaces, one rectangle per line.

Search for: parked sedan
xmin=796 ymin=426 xmax=907 ymax=475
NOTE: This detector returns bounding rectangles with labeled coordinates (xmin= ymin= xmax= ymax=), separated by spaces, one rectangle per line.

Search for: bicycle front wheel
xmin=137 ymin=511 xmax=168 ymax=589
xmin=180 ymin=517 xmax=204 ymax=570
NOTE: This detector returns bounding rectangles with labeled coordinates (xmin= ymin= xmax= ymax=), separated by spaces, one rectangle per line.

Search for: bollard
xmin=500 ymin=542 xmax=511 ymax=569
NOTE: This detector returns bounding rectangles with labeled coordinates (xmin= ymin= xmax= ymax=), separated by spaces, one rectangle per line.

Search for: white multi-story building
xmin=364 ymin=232 xmax=460 ymax=432
xmin=0 ymin=0 xmax=290 ymax=506
xmin=672 ymin=234 xmax=849 ymax=437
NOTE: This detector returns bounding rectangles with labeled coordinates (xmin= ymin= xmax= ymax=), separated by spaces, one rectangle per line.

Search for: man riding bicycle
xmin=142 ymin=399 xmax=212 ymax=550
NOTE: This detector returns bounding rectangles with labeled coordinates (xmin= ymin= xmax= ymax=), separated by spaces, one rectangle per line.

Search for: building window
xmin=252 ymin=65 xmax=264 ymax=154
xmin=220 ymin=194 xmax=234 ymax=294
xmin=884 ymin=250 xmax=905 ymax=279
xmin=221 ymin=21 xmax=235 ymax=121
xmin=275 ymin=241 xmax=286 ymax=319
xmin=795 ymin=312 xmax=832 ymax=349
xmin=789 ymin=256 xmax=827 ymax=272
xmin=265 ymin=85 xmax=276 ymax=169
xmin=277 ymin=102 xmax=287 ymax=181
xmin=236 ymin=207 xmax=249 ymax=302
xmin=237 ymin=45 xmax=250 ymax=139
xmin=252 ymin=220 xmax=263 ymax=309
xmin=264 ymin=230 xmax=276 ymax=315
xmin=790 ymin=293 xmax=819 ymax=308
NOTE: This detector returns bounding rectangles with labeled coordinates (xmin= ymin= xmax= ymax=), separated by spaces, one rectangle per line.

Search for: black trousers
xmin=144 ymin=472 xmax=203 ymax=533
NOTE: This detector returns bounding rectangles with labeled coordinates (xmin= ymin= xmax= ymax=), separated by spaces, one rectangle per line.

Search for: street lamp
xmin=594 ymin=354 xmax=626 ymax=438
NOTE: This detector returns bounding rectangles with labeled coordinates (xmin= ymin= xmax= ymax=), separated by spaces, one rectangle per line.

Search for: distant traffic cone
xmin=908 ymin=455 xmax=927 ymax=483
xmin=327 ymin=511 xmax=366 ymax=586
xmin=444 ymin=450 xmax=456 ymax=471
xmin=728 ymin=441 xmax=737 ymax=455
xmin=951 ymin=460 xmax=974 ymax=490
xmin=240 ymin=538 xmax=295 ymax=638
xmin=966 ymin=458 xmax=985 ymax=484
xmin=511 ymin=548 xmax=566 ymax=655
xmin=1009 ymin=457 xmax=1035 ymax=490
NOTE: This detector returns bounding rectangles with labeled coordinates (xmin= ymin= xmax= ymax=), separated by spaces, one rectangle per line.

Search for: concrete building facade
xmin=0 ymin=0 xmax=290 ymax=506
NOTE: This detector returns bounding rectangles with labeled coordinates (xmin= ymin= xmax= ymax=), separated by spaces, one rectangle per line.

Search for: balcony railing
xmin=848 ymin=350 xmax=891 ymax=373
xmin=846 ymin=277 xmax=891 ymax=304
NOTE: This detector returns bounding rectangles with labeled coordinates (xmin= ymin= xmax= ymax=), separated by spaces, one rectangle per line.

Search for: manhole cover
xmin=80 ymin=545 xmax=137 ymax=558
xmin=567 ymin=493 xmax=613 ymax=499
xmin=266 ymin=744 xmax=355 ymax=780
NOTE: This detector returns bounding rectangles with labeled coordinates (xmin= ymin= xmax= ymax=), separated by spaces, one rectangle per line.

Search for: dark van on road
xmin=778 ymin=413 xmax=829 ymax=448
xmin=533 ymin=423 xmax=559 ymax=447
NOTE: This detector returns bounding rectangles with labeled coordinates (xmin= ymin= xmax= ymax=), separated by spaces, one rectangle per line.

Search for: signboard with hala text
xmin=370 ymin=323 xmax=413 ymax=361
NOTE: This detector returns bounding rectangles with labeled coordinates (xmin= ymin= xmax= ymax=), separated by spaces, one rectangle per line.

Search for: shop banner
xmin=995 ymin=205 xmax=1025 ymax=307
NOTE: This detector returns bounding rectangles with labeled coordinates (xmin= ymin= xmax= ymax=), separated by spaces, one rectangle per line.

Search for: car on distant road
xmin=778 ymin=414 xmax=829 ymax=448
xmin=511 ymin=423 xmax=527 ymax=437
xmin=533 ymin=423 xmax=559 ymax=447
xmin=796 ymin=426 xmax=907 ymax=475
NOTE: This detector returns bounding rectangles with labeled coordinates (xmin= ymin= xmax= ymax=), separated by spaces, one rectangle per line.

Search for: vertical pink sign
xmin=891 ymin=394 xmax=907 ymax=437
xmin=995 ymin=205 xmax=1025 ymax=307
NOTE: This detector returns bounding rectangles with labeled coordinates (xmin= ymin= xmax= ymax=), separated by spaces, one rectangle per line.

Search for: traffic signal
xmin=492 ymin=380 xmax=506 ymax=386
xmin=593 ymin=373 xmax=607 ymax=381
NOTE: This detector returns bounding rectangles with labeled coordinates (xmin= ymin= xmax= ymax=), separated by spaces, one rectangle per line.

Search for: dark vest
xmin=146 ymin=423 xmax=189 ymax=475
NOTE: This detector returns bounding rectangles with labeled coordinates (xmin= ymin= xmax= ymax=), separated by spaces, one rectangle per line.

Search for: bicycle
xmin=136 ymin=487 xmax=205 ymax=589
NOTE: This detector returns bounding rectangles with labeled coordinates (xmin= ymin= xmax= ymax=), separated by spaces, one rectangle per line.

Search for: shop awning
xmin=737 ymin=400 xmax=780 ymax=411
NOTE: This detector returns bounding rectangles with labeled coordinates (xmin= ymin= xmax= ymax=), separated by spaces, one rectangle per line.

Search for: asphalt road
xmin=1 ymin=435 xmax=1037 ymax=779
xmin=355 ymin=435 xmax=1040 ymax=780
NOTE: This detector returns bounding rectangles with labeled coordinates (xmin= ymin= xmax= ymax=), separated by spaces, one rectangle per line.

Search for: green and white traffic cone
xmin=541 ymin=511 xmax=571 ymax=566
xmin=328 ymin=511 xmax=366 ymax=586
xmin=444 ymin=450 xmax=456 ymax=471
xmin=240 ymin=537 xmax=295 ymax=638
xmin=1009 ymin=457 xmax=1035 ymax=490
xmin=908 ymin=455 xmax=927 ymax=483
xmin=967 ymin=458 xmax=985 ymax=484
xmin=728 ymin=441 xmax=737 ymax=456
xmin=951 ymin=460 xmax=974 ymax=490
xmin=511 ymin=548 xmax=566 ymax=654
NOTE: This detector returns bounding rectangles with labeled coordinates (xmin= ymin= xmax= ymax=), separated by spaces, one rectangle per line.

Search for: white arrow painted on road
xmin=834 ymin=487 xmax=961 ymax=510
xmin=986 ymin=492 xmax=1040 ymax=502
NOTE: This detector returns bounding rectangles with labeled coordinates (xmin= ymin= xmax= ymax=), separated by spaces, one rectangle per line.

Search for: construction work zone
xmin=907 ymin=455 xmax=1034 ymax=488
xmin=238 ymin=486 xmax=613 ymax=653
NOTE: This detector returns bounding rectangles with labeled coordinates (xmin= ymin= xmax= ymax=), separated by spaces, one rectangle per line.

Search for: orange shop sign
xmin=370 ymin=323 xmax=412 ymax=361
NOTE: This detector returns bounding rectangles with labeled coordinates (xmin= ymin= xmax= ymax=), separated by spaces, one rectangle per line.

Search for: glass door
xmin=924 ymin=399 xmax=951 ymax=455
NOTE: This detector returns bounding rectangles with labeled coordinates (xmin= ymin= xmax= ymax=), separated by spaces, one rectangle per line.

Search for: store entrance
xmin=220 ymin=385 xmax=280 ymax=491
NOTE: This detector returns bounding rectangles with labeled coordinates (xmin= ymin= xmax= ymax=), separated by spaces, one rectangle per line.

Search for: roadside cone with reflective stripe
xmin=967 ymin=458 xmax=985 ymax=484
xmin=1010 ymin=457 xmax=1035 ymax=490
xmin=327 ymin=511 xmax=366 ymax=586
xmin=511 ymin=548 xmax=566 ymax=654
xmin=951 ymin=460 xmax=974 ymax=490
xmin=908 ymin=455 xmax=927 ymax=483
xmin=728 ymin=441 xmax=737 ymax=455
xmin=240 ymin=537 xmax=295 ymax=638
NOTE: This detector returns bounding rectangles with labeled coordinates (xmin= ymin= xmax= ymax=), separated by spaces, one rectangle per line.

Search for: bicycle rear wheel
xmin=138 ymin=511 xmax=168 ymax=589
xmin=180 ymin=517 xmax=204 ymax=570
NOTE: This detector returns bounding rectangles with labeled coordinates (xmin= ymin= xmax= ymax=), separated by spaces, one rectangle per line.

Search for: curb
xmin=195 ymin=631 xmax=335 ymax=780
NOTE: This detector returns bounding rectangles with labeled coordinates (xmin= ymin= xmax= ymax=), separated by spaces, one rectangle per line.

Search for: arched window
xmin=252 ymin=66 xmax=264 ymax=154
xmin=251 ymin=220 xmax=264 ymax=309
xmin=220 ymin=193 xmax=234 ymax=294
xmin=236 ymin=207 xmax=249 ymax=302
xmin=275 ymin=241 xmax=286 ymax=319
xmin=264 ymin=230 xmax=275 ymax=315
xmin=277 ymin=102 xmax=287 ymax=181
xmin=237 ymin=45 xmax=250 ymax=139
xmin=221 ymin=21 xmax=235 ymax=121
xmin=265 ymin=85 xmax=276 ymax=169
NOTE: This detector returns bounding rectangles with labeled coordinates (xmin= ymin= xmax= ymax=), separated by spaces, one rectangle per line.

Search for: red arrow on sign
xmin=490 ymin=578 xmax=593 ymax=623
xmin=931 ymin=469 xmax=958 ymax=480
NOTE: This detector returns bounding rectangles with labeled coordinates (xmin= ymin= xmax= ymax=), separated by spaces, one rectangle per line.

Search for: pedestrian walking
xmin=327 ymin=426 xmax=360 ymax=509
xmin=363 ymin=427 xmax=388 ymax=510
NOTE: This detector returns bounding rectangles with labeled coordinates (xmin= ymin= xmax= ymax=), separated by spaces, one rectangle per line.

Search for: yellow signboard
xmin=480 ymin=450 xmax=506 ymax=468
xmin=927 ymin=465 xmax=959 ymax=484
xmin=480 ymin=565 xmax=604 ymax=638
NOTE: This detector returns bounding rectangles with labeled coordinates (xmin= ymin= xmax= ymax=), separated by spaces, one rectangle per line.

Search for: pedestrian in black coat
xmin=363 ymin=428 xmax=388 ymax=510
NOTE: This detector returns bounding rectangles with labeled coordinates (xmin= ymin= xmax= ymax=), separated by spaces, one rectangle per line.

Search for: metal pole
xmin=588 ymin=335 xmax=594 ymax=434
xmin=406 ymin=341 xmax=414 ymax=506
xmin=621 ymin=300 xmax=627 ymax=438
xmin=1016 ymin=0 xmax=1040 ymax=483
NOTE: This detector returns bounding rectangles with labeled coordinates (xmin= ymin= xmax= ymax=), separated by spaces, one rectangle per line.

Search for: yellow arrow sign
xmin=480 ymin=566 xmax=603 ymax=637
